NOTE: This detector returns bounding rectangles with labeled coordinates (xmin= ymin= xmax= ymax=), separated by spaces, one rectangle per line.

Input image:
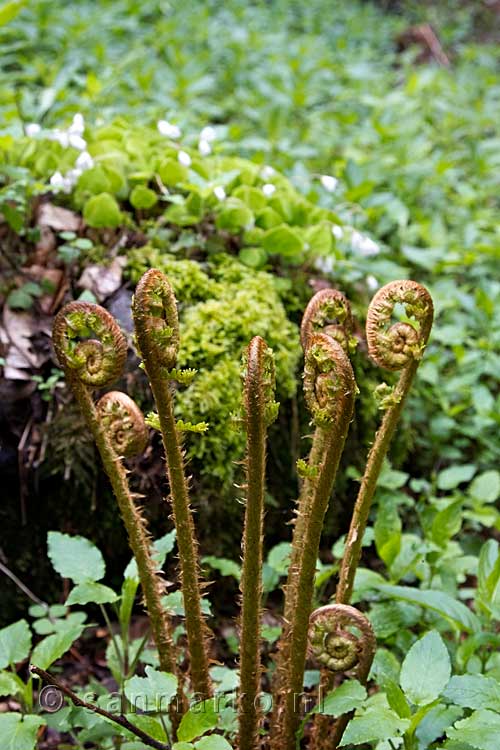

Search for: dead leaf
xmin=37 ymin=202 xmax=81 ymax=232
xmin=78 ymin=257 xmax=126 ymax=301
xmin=0 ymin=306 xmax=51 ymax=380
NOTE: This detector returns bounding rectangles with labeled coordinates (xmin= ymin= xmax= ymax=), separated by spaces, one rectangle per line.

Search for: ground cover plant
xmin=0 ymin=0 xmax=499 ymax=748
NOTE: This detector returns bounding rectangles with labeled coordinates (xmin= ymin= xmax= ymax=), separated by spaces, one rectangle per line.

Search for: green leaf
xmin=0 ymin=620 xmax=31 ymax=668
xmin=437 ymin=464 xmax=476 ymax=491
xmin=469 ymin=471 xmax=500 ymax=504
xmin=238 ymin=246 xmax=267 ymax=268
xmin=0 ymin=714 xmax=45 ymax=750
xmin=201 ymin=556 xmax=241 ymax=580
xmin=124 ymin=530 xmax=176 ymax=580
xmin=0 ymin=0 xmax=27 ymax=27
xmin=177 ymin=699 xmax=218 ymax=742
xmin=416 ymin=704 xmax=463 ymax=748
xmin=477 ymin=540 xmax=500 ymax=618
xmin=385 ymin=679 xmax=412 ymax=718
xmin=31 ymin=623 xmax=85 ymax=670
xmin=83 ymin=192 xmax=122 ymax=228
xmin=339 ymin=706 xmax=409 ymax=746
xmin=124 ymin=666 xmax=177 ymax=713
xmin=376 ymin=584 xmax=481 ymax=633
xmin=447 ymin=709 xmax=500 ymax=750
xmin=432 ymin=500 xmax=463 ymax=545
xmin=66 ymin=582 xmax=118 ymax=606
xmin=400 ymin=631 xmax=451 ymax=706
xmin=195 ymin=737 xmax=232 ymax=750
xmin=130 ymin=185 xmax=158 ymax=209
xmin=319 ymin=679 xmax=367 ymax=717
xmin=262 ymin=224 xmax=303 ymax=260
xmin=216 ymin=197 xmax=253 ymax=232
xmin=443 ymin=675 xmax=500 ymax=711
xmin=119 ymin=576 xmax=139 ymax=631
xmin=158 ymin=158 xmax=188 ymax=186
xmin=0 ymin=670 xmax=24 ymax=697
xmin=48 ymin=531 xmax=105 ymax=583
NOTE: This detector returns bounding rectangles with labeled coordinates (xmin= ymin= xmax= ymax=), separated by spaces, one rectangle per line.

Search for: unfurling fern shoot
xmin=52 ymin=303 xmax=176 ymax=678
xmin=238 ymin=337 xmax=278 ymax=750
xmin=336 ymin=280 xmax=434 ymax=605
xmin=132 ymin=269 xmax=212 ymax=698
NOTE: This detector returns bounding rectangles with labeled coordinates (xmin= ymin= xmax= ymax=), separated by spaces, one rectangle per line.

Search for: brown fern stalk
xmin=132 ymin=269 xmax=212 ymax=699
xmin=238 ymin=337 xmax=278 ymax=750
xmin=272 ymin=333 xmax=356 ymax=750
xmin=52 ymin=303 xmax=177 ymax=680
xmin=335 ymin=280 xmax=433 ymax=605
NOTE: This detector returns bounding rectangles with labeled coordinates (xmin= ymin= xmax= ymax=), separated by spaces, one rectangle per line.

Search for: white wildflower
xmin=198 ymin=138 xmax=211 ymax=156
xmin=75 ymin=151 xmax=94 ymax=171
xmin=260 ymin=165 xmax=275 ymax=180
xmin=366 ymin=274 xmax=379 ymax=291
xmin=213 ymin=186 xmax=226 ymax=201
xmin=262 ymin=183 xmax=276 ymax=197
xmin=69 ymin=113 xmax=85 ymax=136
xmin=25 ymin=123 xmax=41 ymax=137
xmin=157 ymin=120 xmax=181 ymax=139
xmin=351 ymin=230 xmax=380 ymax=257
xmin=331 ymin=224 xmax=344 ymax=240
xmin=49 ymin=171 xmax=65 ymax=190
xmin=315 ymin=256 xmax=335 ymax=275
xmin=200 ymin=125 xmax=216 ymax=142
xmin=49 ymin=130 xmax=69 ymax=148
xmin=320 ymin=174 xmax=338 ymax=192
xmin=65 ymin=169 xmax=82 ymax=187
xmin=68 ymin=133 xmax=87 ymax=151
xmin=178 ymin=150 xmax=192 ymax=167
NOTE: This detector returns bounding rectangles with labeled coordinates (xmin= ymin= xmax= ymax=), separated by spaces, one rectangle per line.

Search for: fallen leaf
xmin=78 ymin=257 xmax=126 ymax=301
xmin=37 ymin=203 xmax=81 ymax=232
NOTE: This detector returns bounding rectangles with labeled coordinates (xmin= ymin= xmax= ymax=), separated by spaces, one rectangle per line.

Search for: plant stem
xmin=30 ymin=665 xmax=170 ymax=750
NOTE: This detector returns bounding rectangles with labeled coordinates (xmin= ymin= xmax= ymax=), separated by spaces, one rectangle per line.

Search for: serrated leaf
xmin=48 ymin=532 xmax=105 ymax=583
xmin=124 ymin=666 xmax=177 ymax=713
xmin=339 ymin=706 xmax=409 ymax=746
xmin=416 ymin=704 xmax=463 ymax=748
xmin=0 ymin=620 xmax=31 ymax=668
xmin=66 ymin=582 xmax=118 ymax=606
xmin=31 ymin=623 xmax=85 ymax=670
xmin=0 ymin=713 xmax=45 ymax=750
xmin=400 ymin=631 xmax=451 ymax=706
xmin=177 ymin=699 xmax=218 ymax=742
xmin=0 ymin=670 xmax=24 ymax=697
xmin=318 ymin=679 xmax=367 ymax=717
xmin=447 ymin=709 xmax=500 ymax=750
xmin=376 ymin=584 xmax=480 ymax=633
xmin=443 ymin=675 xmax=500 ymax=711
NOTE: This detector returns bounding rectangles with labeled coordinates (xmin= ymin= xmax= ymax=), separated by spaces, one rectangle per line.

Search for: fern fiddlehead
xmin=238 ymin=337 xmax=278 ymax=750
xmin=336 ymin=280 xmax=433 ymax=605
xmin=273 ymin=333 xmax=356 ymax=750
xmin=309 ymin=604 xmax=376 ymax=749
xmin=132 ymin=269 xmax=212 ymax=698
xmin=96 ymin=391 xmax=149 ymax=458
xmin=52 ymin=303 xmax=177 ymax=680
xmin=300 ymin=288 xmax=355 ymax=354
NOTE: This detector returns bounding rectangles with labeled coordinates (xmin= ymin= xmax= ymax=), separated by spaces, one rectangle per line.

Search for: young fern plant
xmin=238 ymin=336 xmax=278 ymax=750
xmin=51 ymin=303 xmax=177 ymax=680
xmin=132 ymin=269 xmax=213 ymax=699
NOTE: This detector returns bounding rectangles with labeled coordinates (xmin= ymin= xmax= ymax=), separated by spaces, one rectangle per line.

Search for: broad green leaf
xmin=31 ymin=623 xmax=85 ymax=670
xmin=437 ymin=464 xmax=476 ymax=491
xmin=83 ymin=192 xmax=122 ymax=228
xmin=177 ymin=699 xmax=218 ymax=742
xmin=48 ymin=531 xmax=105 ymax=583
xmin=130 ymin=185 xmax=157 ymax=209
xmin=119 ymin=576 xmax=140 ymax=631
xmin=262 ymin=225 xmax=303 ymax=259
xmin=215 ymin=197 xmax=253 ymax=232
xmin=443 ymin=675 xmax=500 ymax=711
xmin=339 ymin=706 xmax=409 ymax=746
xmin=377 ymin=584 xmax=481 ymax=633
xmin=400 ymin=631 xmax=451 ymax=706
xmin=447 ymin=709 xmax=500 ymax=750
xmin=469 ymin=471 xmax=500 ymax=503
xmin=0 ymin=0 xmax=26 ymax=27
xmin=124 ymin=666 xmax=177 ymax=713
xmin=66 ymin=582 xmax=118 ymax=606
xmin=195 ymin=737 xmax=232 ymax=750
xmin=173 ymin=744 xmax=195 ymax=750
xmin=125 ymin=530 xmax=176 ymax=580
xmin=158 ymin=158 xmax=188 ymax=186
xmin=0 ymin=714 xmax=45 ymax=750
xmin=319 ymin=679 xmax=367 ymax=717
xmin=202 ymin=556 xmax=241 ymax=580
xmin=416 ymin=704 xmax=463 ymax=748
xmin=385 ymin=679 xmax=412 ymax=718
xmin=0 ymin=619 xmax=31 ymax=668
xmin=477 ymin=540 xmax=500 ymax=617
xmin=0 ymin=670 xmax=24 ymax=697
xmin=210 ymin=665 xmax=239 ymax=693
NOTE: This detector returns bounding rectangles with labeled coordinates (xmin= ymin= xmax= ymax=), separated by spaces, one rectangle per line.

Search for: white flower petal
xmin=178 ymin=150 xmax=192 ymax=167
xmin=198 ymin=139 xmax=211 ymax=156
xmin=314 ymin=256 xmax=335 ymax=274
xmin=262 ymin=183 xmax=276 ymax=197
xmin=25 ymin=123 xmax=41 ymax=137
xmin=320 ymin=174 xmax=338 ymax=192
xmin=260 ymin=166 xmax=275 ymax=180
xmin=69 ymin=113 xmax=85 ymax=135
xmin=68 ymin=134 xmax=87 ymax=151
xmin=200 ymin=125 xmax=216 ymax=142
xmin=49 ymin=171 xmax=65 ymax=189
xmin=331 ymin=224 xmax=344 ymax=239
xmin=213 ymin=186 xmax=226 ymax=201
xmin=157 ymin=120 xmax=181 ymax=138
xmin=351 ymin=230 xmax=380 ymax=257
xmin=366 ymin=274 xmax=379 ymax=291
xmin=75 ymin=151 xmax=94 ymax=171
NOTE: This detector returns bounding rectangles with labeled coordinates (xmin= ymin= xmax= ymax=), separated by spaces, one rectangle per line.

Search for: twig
xmin=30 ymin=665 xmax=170 ymax=750
xmin=0 ymin=561 xmax=49 ymax=609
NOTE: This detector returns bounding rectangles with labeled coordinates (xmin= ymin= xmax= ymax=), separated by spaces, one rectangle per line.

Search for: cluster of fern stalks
xmin=44 ymin=269 xmax=433 ymax=750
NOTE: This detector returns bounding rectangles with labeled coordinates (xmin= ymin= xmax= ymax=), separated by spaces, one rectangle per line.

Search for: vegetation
xmin=0 ymin=0 xmax=499 ymax=748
